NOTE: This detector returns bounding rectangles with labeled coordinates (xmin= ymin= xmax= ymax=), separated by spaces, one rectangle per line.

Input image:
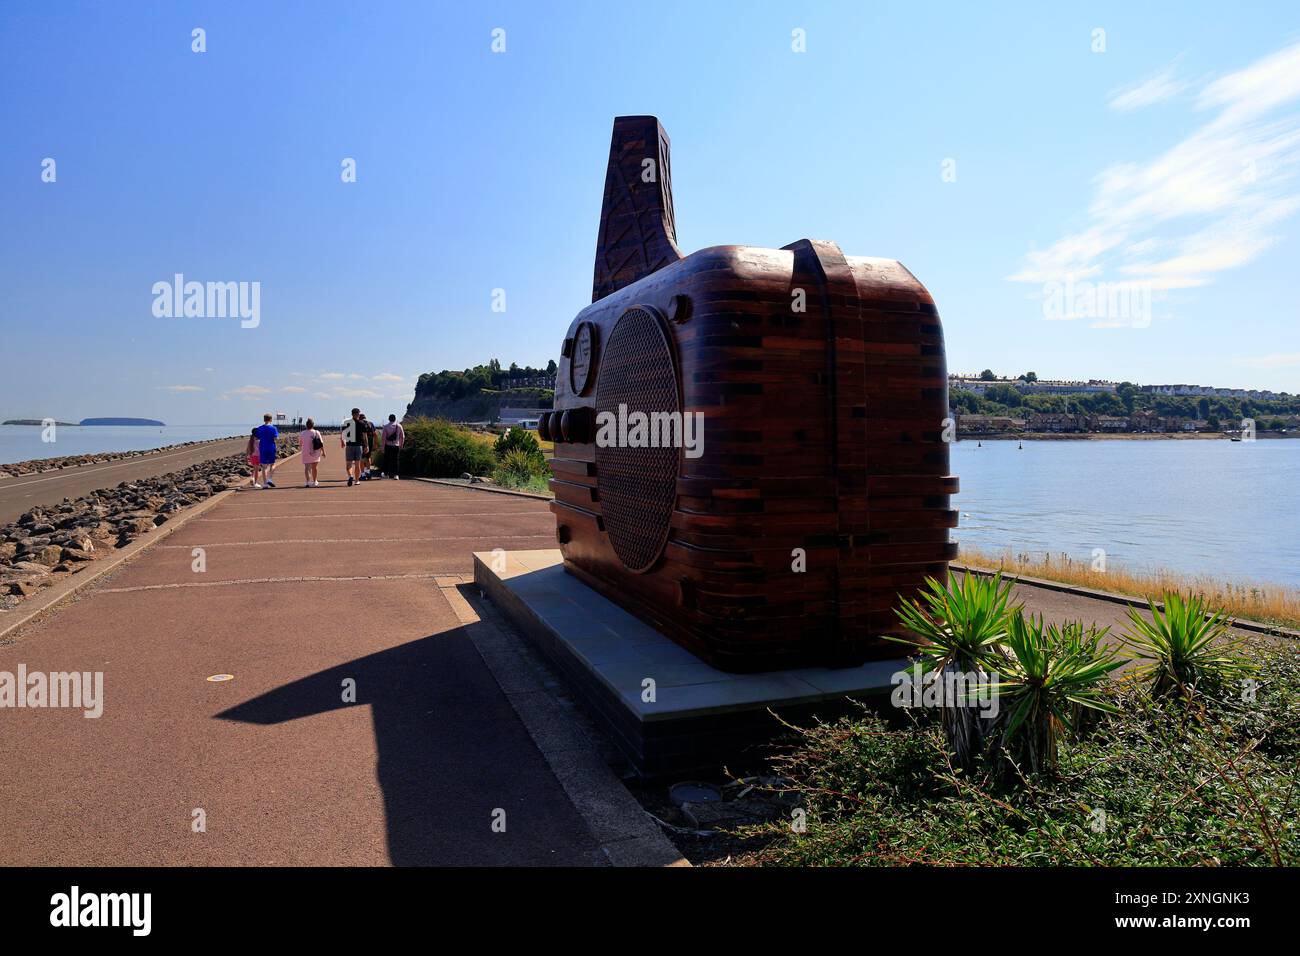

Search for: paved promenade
xmin=0 ymin=453 xmax=604 ymax=865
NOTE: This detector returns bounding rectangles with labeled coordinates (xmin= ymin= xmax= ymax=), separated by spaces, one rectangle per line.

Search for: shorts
xmin=248 ymin=455 xmax=260 ymax=467
xmin=346 ymin=444 xmax=365 ymax=461
xmin=260 ymin=450 xmax=277 ymax=465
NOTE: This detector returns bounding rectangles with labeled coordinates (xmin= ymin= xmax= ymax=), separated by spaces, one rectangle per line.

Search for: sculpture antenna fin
xmin=592 ymin=115 xmax=682 ymax=303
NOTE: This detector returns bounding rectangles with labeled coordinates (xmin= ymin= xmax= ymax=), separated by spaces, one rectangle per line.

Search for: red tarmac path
xmin=0 ymin=452 xmax=601 ymax=865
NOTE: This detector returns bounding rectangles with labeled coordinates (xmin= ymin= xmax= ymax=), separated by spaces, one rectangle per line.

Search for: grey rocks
xmin=0 ymin=436 xmax=295 ymax=607
xmin=0 ymin=437 xmax=238 ymax=478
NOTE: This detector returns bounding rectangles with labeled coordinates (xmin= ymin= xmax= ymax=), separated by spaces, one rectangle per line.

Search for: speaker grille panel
xmin=594 ymin=307 xmax=680 ymax=573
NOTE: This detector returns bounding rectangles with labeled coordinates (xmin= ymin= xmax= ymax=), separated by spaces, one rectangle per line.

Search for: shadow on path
xmin=216 ymin=625 xmax=598 ymax=866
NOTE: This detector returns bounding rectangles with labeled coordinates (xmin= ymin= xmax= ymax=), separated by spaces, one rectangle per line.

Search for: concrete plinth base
xmin=473 ymin=549 xmax=909 ymax=776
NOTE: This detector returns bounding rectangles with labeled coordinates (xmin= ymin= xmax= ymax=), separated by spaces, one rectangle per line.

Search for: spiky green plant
xmin=891 ymin=571 xmax=1020 ymax=767
xmin=989 ymin=614 xmax=1124 ymax=775
xmin=1056 ymin=615 xmax=1111 ymax=736
xmin=1121 ymin=591 xmax=1250 ymax=700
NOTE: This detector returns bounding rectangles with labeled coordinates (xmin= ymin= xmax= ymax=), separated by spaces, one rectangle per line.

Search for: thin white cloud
xmin=372 ymin=372 xmax=406 ymax=382
xmin=335 ymin=387 xmax=382 ymax=399
xmin=1233 ymin=351 xmax=1300 ymax=369
xmin=319 ymin=372 xmax=345 ymax=381
xmin=1108 ymin=61 xmax=1189 ymax=111
xmin=312 ymin=392 xmax=332 ymax=399
xmin=281 ymin=386 xmax=307 ymax=393
xmin=1011 ymin=41 xmax=1300 ymax=306
xmin=157 ymin=384 xmax=203 ymax=393
xmin=223 ymin=385 xmax=272 ymax=399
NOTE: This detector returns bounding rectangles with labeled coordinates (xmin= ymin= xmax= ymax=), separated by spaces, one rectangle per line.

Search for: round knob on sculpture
xmin=561 ymin=408 xmax=593 ymax=443
xmin=538 ymin=412 xmax=552 ymax=442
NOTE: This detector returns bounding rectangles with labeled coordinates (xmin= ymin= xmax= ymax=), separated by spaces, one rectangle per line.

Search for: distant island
xmin=79 ymin=418 xmax=166 ymax=427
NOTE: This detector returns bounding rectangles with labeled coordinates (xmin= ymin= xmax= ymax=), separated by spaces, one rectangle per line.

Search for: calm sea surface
xmin=0 ymin=424 xmax=247 ymax=466
xmin=950 ymin=439 xmax=1300 ymax=588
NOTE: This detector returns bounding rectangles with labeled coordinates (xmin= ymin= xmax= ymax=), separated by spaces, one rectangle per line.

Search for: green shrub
xmin=398 ymin=418 xmax=496 ymax=478
xmin=890 ymin=572 xmax=1019 ymax=768
xmin=494 ymin=425 xmax=544 ymax=461
xmin=989 ymin=615 xmax=1123 ymax=775
xmin=1122 ymin=591 xmax=1251 ymax=700
xmin=493 ymin=447 xmax=551 ymax=493
xmin=743 ymin=642 xmax=1300 ymax=866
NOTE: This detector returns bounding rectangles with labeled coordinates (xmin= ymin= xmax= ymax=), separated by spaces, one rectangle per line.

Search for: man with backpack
xmin=341 ymin=408 xmax=365 ymax=487
xmin=381 ymin=414 xmax=405 ymax=480
xmin=358 ymin=413 xmax=377 ymax=480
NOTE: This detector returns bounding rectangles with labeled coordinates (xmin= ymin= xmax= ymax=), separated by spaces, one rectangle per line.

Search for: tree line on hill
xmin=413 ymin=360 xmax=557 ymax=402
xmin=952 ymin=381 xmax=1300 ymax=430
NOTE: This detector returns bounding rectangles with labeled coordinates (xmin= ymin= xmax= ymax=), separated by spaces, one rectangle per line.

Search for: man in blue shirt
xmin=255 ymin=413 xmax=279 ymax=488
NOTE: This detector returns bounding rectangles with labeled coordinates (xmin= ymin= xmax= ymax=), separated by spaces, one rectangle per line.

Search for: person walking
xmin=341 ymin=407 xmax=365 ymax=487
xmin=299 ymin=417 xmax=325 ymax=487
xmin=381 ymin=414 xmax=405 ymax=479
xmin=254 ymin=413 xmax=279 ymax=488
xmin=359 ymin=413 xmax=377 ymax=480
xmin=245 ymin=426 xmax=262 ymax=489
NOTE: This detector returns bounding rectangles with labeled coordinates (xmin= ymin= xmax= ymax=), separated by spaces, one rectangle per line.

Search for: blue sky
xmin=2 ymin=1 xmax=1298 ymax=425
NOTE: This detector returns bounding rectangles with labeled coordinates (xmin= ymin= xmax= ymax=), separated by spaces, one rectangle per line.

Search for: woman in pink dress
xmin=299 ymin=418 xmax=325 ymax=487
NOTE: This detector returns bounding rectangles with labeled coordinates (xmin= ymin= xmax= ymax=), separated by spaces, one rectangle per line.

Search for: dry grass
xmin=958 ymin=546 xmax=1300 ymax=631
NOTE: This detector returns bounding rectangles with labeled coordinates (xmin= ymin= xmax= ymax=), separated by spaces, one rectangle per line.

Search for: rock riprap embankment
xmin=0 ymin=436 xmax=241 ymax=478
xmin=0 ymin=436 xmax=298 ymax=611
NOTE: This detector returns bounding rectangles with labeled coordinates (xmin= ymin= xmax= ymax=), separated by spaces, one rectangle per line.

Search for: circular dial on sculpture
xmin=570 ymin=322 xmax=597 ymax=395
xmin=593 ymin=307 xmax=680 ymax=573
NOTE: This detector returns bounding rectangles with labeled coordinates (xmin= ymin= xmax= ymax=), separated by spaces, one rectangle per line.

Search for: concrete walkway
xmin=0 ymin=452 xmax=606 ymax=865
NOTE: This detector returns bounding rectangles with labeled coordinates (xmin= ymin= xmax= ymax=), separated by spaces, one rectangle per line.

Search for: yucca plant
xmin=891 ymin=571 xmax=1020 ymax=768
xmin=989 ymin=614 xmax=1124 ymax=775
xmin=1122 ymin=591 xmax=1250 ymax=700
xmin=1056 ymin=616 xmax=1111 ymax=737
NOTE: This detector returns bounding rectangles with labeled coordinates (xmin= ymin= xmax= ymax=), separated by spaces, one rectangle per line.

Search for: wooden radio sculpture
xmin=540 ymin=116 xmax=958 ymax=673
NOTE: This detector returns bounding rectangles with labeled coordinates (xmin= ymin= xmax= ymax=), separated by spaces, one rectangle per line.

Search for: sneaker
xmin=347 ymin=476 xmax=354 ymax=487
xmin=393 ymin=476 xmax=400 ymax=481
xmin=253 ymin=483 xmax=263 ymax=489
xmin=266 ymin=480 xmax=276 ymax=488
